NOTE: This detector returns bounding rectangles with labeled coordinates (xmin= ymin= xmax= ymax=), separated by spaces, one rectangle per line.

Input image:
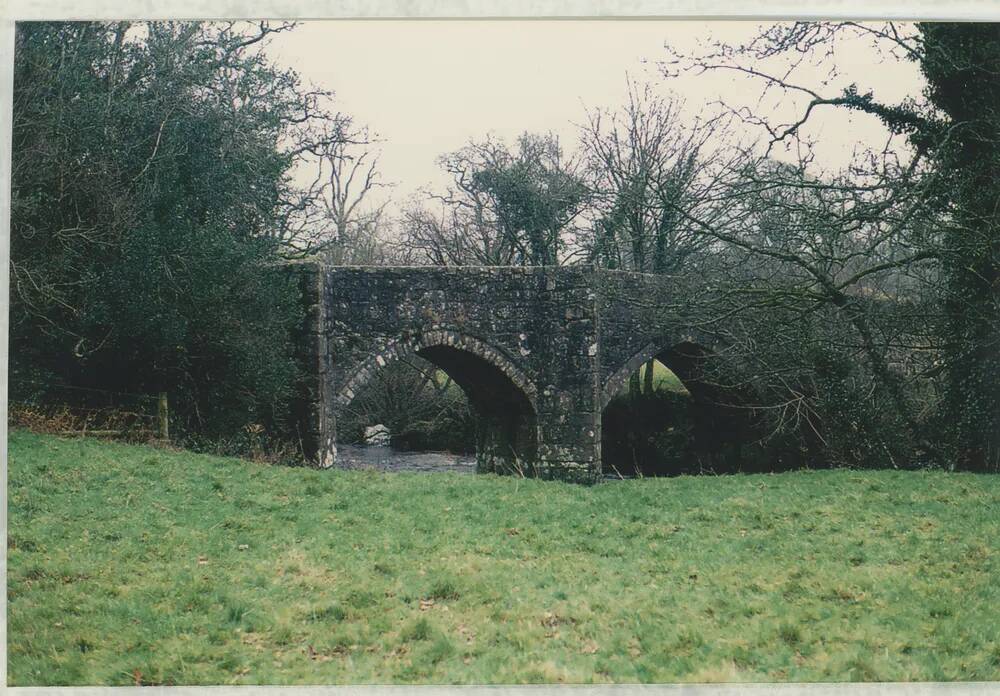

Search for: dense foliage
xmin=917 ymin=24 xmax=1000 ymax=470
xmin=336 ymin=358 xmax=476 ymax=454
xmin=10 ymin=22 xmax=341 ymax=447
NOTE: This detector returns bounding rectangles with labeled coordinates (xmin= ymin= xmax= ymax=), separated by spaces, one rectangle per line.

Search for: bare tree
xmin=275 ymin=123 xmax=396 ymax=263
xmin=579 ymin=81 xmax=735 ymax=392
xmin=654 ymin=140 xmax=946 ymax=464
xmin=398 ymin=198 xmax=512 ymax=266
xmin=316 ymin=126 xmax=395 ymax=264
xmin=399 ymin=132 xmax=588 ymax=266
xmin=579 ymin=81 xmax=717 ymax=275
xmin=649 ymin=21 xmax=980 ymax=466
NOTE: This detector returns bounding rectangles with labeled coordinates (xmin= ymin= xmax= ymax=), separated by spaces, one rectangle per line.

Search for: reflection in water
xmin=335 ymin=444 xmax=475 ymax=474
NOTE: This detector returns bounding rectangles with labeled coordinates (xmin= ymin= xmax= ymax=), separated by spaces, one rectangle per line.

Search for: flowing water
xmin=335 ymin=444 xmax=629 ymax=480
xmin=334 ymin=443 xmax=476 ymax=474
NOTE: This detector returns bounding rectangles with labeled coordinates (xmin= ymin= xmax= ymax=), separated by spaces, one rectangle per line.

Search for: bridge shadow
xmin=601 ymin=342 xmax=762 ymax=477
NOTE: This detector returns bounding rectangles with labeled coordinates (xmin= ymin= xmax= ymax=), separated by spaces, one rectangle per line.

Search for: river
xmin=334 ymin=443 xmax=476 ymax=474
xmin=334 ymin=444 xmax=632 ymax=480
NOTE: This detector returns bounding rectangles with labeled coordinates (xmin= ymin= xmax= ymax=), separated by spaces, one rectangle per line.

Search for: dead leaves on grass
xmin=540 ymin=611 xmax=564 ymax=628
xmin=305 ymin=643 xmax=354 ymax=662
xmin=456 ymin=623 xmax=476 ymax=644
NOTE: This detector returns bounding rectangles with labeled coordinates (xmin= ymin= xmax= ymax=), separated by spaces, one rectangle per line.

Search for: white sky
xmin=267 ymin=20 xmax=927 ymax=211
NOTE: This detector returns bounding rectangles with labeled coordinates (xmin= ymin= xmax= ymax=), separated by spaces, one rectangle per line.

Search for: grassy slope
xmin=7 ymin=430 xmax=1000 ymax=685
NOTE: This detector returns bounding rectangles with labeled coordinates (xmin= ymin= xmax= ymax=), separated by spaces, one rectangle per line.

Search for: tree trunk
xmin=628 ymin=371 xmax=641 ymax=398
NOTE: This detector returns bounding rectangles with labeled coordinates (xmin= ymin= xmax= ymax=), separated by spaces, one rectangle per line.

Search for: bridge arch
xmin=293 ymin=263 xmax=750 ymax=481
xmin=334 ymin=330 xmax=537 ymax=411
xmin=332 ymin=329 xmax=539 ymax=475
xmin=600 ymin=331 xmax=721 ymax=410
xmin=600 ymin=332 xmax=764 ymax=475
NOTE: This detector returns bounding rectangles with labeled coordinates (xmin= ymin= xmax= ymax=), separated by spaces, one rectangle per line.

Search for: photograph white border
xmin=2 ymin=1 xmax=999 ymax=693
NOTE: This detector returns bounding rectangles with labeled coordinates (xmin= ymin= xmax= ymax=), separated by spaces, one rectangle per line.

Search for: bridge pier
xmin=473 ymin=406 xmax=536 ymax=476
xmin=531 ymin=392 xmax=601 ymax=482
xmin=472 ymin=402 xmax=600 ymax=482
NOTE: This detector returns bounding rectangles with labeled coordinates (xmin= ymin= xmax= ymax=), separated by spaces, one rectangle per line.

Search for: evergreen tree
xmin=10 ymin=21 xmax=342 ymax=444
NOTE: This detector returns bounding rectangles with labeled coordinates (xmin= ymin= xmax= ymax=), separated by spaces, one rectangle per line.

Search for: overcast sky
xmin=267 ymin=20 xmax=926 ymax=210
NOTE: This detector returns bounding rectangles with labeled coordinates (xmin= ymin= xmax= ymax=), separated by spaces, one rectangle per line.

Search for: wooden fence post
xmin=157 ymin=392 xmax=169 ymax=441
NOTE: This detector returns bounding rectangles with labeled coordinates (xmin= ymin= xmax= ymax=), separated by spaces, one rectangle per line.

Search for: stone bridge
xmin=291 ymin=263 xmax=725 ymax=483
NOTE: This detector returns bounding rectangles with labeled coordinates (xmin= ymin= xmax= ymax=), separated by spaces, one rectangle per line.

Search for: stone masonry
xmin=290 ymin=262 xmax=724 ymax=483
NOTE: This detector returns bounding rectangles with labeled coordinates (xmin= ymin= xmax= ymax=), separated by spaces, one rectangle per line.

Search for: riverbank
xmin=7 ymin=429 xmax=1000 ymax=684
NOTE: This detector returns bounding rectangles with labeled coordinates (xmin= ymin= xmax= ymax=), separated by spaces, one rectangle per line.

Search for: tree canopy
xmin=10 ymin=21 xmax=347 ymax=444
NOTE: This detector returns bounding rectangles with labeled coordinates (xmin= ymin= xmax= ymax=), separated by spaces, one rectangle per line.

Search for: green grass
xmin=613 ymin=360 xmax=687 ymax=396
xmin=641 ymin=360 xmax=688 ymax=393
xmin=7 ymin=429 xmax=1000 ymax=685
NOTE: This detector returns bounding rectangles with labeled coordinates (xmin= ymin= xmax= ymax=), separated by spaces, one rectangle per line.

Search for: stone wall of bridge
xmin=292 ymin=263 xmax=603 ymax=482
xmin=289 ymin=262 xmax=725 ymax=483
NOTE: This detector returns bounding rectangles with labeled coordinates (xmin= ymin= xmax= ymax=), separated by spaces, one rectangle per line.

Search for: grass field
xmin=7 ymin=429 xmax=1000 ymax=685
xmin=638 ymin=359 xmax=688 ymax=394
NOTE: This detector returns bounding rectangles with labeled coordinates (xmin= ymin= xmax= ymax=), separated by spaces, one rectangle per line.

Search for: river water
xmin=334 ymin=444 xmax=633 ymax=479
xmin=335 ymin=443 xmax=476 ymax=474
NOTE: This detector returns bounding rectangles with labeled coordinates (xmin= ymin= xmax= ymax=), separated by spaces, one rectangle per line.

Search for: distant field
xmin=7 ymin=430 xmax=1000 ymax=685
xmin=640 ymin=359 xmax=689 ymax=393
